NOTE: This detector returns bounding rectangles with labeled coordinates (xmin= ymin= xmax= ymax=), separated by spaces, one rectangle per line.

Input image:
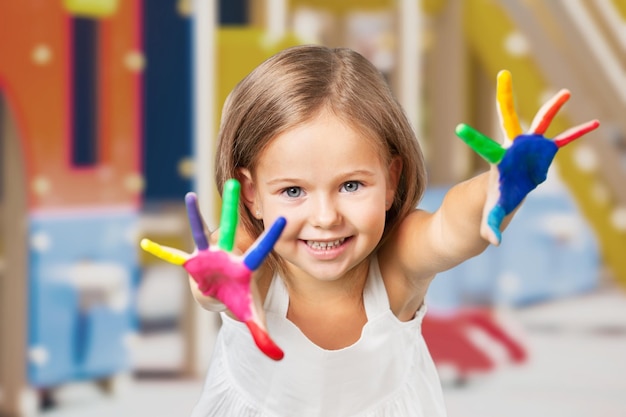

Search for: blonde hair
xmin=215 ymin=45 xmax=426 ymax=265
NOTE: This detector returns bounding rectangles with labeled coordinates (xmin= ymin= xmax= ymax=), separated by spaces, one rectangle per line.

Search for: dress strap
xmin=263 ymin=273 xmax=290 ymax=315
xmin=362 ymin=254 xmax=392 ymax=319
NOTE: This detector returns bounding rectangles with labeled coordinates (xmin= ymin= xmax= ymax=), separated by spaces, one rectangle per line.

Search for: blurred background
xmin=0 ymin=0 xmax=625 ymax=416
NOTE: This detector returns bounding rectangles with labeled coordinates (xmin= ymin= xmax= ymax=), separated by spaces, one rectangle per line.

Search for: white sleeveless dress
xmin=190 ymin=256 xmax=447 ymax=417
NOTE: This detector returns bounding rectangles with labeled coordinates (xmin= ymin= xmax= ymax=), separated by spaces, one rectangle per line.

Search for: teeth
xmin=307 ymin=238 xmax=345 ymax=250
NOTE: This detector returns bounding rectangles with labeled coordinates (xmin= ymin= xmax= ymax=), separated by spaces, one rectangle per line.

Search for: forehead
xmin=256 ymin=112 xmax=387 ymax=173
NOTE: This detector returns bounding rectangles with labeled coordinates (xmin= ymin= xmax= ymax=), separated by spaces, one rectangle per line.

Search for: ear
xmin=386 ymin=156 xmax=402 ymax=209
xmin=236 ymin=168 xmax=261 ymax=219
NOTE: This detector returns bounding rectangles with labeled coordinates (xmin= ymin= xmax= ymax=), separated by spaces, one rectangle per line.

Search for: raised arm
xmin=388 ymin=169 xmax=495 ymax=283
xmin=388 ymin=70 xmax=599 ymax=282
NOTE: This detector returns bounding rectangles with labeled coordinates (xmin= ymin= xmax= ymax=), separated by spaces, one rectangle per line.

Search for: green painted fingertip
xmin=455 ymin=123 xmax=506 ymax=164
xmin=218 ymin=179 xmax=241 ymax=252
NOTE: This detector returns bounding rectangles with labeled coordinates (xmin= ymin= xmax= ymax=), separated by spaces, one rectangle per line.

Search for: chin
xmin=295 ymin=257 xmax=370 ymax=283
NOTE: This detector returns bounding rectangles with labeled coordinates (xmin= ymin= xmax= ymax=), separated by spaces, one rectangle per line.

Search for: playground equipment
xmin=0 ymin=1 xmax=142 ymax=414
xmin=1 ymin=2 xmax=620 ymax=412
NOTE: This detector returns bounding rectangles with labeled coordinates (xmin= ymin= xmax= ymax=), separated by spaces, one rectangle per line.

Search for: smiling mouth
xmin=305 ymin=238 xmax=347 ymax=250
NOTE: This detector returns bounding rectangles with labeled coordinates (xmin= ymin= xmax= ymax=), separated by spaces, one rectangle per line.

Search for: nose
xmin=310 ymin=195 xmax=341 ymax=228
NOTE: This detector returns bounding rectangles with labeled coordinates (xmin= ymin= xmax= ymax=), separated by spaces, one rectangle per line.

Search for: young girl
xmin=143 ymin=45 xmax=597 ymax=416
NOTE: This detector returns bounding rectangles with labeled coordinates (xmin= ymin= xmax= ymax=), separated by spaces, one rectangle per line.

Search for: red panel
xmin=422 ymin=308 xmax=527 ymax=379
xmin=0 ymin=0 xmax=142 ymax=210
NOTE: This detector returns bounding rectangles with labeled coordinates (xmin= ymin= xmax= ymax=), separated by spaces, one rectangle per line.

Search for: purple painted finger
xmin=185 ymin=192 xmax=209 ymax=250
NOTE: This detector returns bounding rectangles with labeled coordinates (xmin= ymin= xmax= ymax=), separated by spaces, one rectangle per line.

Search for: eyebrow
xmin=340 ymin=169 xmax=378 ymax=178
xmin=265 ymin=169 xmax=378 ymax=186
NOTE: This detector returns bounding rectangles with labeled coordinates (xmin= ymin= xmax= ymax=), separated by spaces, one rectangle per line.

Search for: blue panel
xmin=143 ymin=0 xmax=192 ymax=202
xmin=495 ymin=191 xmax=600 ymax=305
xmin=28 ymin=283 xmax=79 ymax=386
xmin=79 ymin=306 xmax=131 ymax=378
xmin=28 ymin=210 xmax=139 ymax=387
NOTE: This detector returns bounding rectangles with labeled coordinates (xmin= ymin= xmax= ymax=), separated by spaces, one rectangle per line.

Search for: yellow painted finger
xmin=496 ymin=70 xmax=522 ymax=141
xmin=140 ymin=238 xmax=188 ymax=266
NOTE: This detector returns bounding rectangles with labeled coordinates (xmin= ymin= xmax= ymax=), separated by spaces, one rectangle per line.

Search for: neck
xmin=282 ymin=258 xmax=370 ymax=306
xmin=282 ymin=259 xmax=371 ymax=350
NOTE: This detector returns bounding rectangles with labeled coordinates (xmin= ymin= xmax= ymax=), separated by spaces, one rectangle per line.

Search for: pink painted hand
xmin=140 ymin=179 xmax=286 ymax=360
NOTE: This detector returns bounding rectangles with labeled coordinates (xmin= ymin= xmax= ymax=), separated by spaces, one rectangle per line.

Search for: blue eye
xmin=341 ymin=181 xmax=361 ymax=193
xmin=283 ymin=187 xmax=302 ymax=198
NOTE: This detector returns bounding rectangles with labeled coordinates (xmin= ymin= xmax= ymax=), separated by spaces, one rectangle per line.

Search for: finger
xmin=218 ymin=179 xmax=240 ymax=252
xmin=529 ymin=89 xmax=570 ymax=135
xmin=245 ymin=320 xmax=284 ymax=361
xmin=140 ymin=238 xmax=188 ymax=265
xmin=245 ymin=279 xmax=284 ymax=360
xmin=185 ymin=192 xmax=209 ymax=250
xmin=455 ymin=124 xmax=506 ymax=164
xmin=482 ymin=169 xmax=503 ymax=246
xmin=485 ymin=205 xmax=505 ymax=246
xmin=554 ymin=119 xmax=600 ymax=148
xmin=496 ymin=70 xmax=522 ymax=142
xmin=243 ymin=217 xmax=287 ymax=271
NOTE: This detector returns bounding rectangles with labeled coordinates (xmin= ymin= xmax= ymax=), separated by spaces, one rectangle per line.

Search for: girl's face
xmin=240 ymin=111 xmax=400 ymax=284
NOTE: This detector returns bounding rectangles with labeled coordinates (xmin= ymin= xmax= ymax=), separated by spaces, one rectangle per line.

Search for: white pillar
xmin=191 ymin=0 xmax=218 ymax=376
xmin=266 ymin=0 xmax=288 ymax=43
xmin=397 ymin=0 xmax=422 ymax=139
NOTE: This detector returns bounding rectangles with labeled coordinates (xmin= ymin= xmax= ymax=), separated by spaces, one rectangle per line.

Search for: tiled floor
xmin=40 ymin=286 xmax=626 ymax=417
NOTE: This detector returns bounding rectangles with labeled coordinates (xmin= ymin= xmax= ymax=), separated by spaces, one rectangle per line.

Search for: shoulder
xmin=377 ymin=210 xmax=436 ymax=321
xmin=379 ymin=208 xmax=438 ymax=279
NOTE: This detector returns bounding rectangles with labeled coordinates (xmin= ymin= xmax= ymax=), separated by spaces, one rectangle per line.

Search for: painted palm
xmin=456 ymin=70 xmax=599 ymax=245
xmin=141 ymin=179 xmax=286 ymax=360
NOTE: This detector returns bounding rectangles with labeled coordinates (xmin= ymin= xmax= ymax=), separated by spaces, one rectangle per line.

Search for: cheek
xmin=270 ymin=221 xmax=301 ymax=261
xmin=276 ymin=219 xmax=299 ymax=242
xmin=265 ymin=209 xmax=302 ymax=245
xmin=352 ymin=202 xmax=386 ymax=233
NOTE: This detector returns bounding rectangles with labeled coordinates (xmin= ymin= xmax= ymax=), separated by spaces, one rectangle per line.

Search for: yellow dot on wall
xmin=572 ymin=144 xmax=598 ymax=173
xmin=590 ymin=181 xmax=610 ymax=206
xmin=124 ymin=51 xmax=145 ymax=72
xmin=124 ymin=173 xmax=145 ymax=193
xmin=31 ymin=176 xmax=51 ymax=195
xmin=30 ymin=232 xmax=52 ymax=252
xmin=32 ymin=44 xmax=52 ymax=65
xmin=29 ymin=346 xmax=50 ymax=366
xmin=504 ymin=31 xmax=530 ymax=57
xmin=178 ymin=157 xmax=195 ymax=179
xmin=177 ymin=0 xmax=191 ymax=16
xmin=611 ymin=206 xmax=626 ymax=231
